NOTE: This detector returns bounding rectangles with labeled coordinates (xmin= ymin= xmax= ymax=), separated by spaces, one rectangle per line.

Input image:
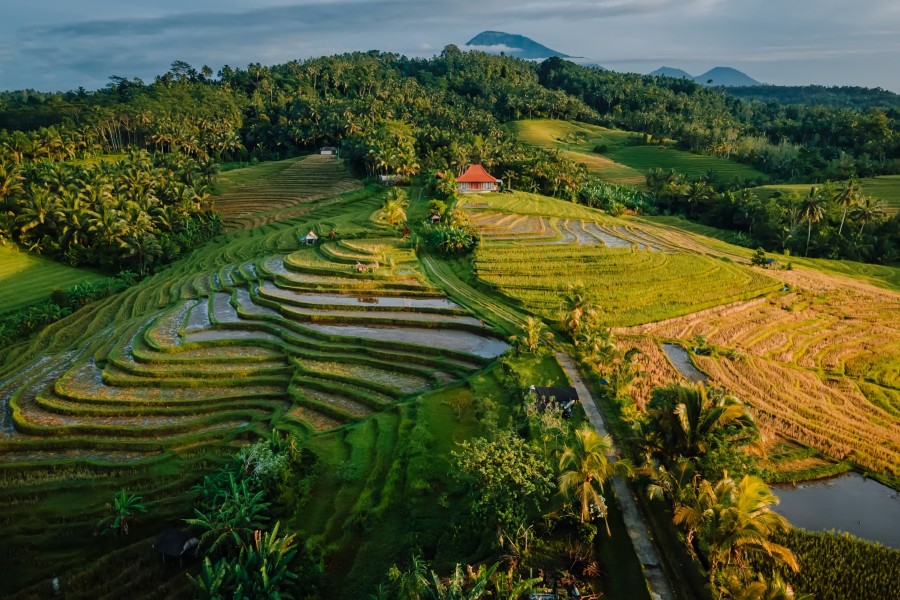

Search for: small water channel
xmin=773 ymin=473 xmax=900 ymax=548
xmin=662 ymin=343 xmax=708 ymax=383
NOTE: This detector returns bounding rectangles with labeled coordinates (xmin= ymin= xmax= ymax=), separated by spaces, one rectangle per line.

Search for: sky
xmin=2 ymin=0 xmax=899 ymax=93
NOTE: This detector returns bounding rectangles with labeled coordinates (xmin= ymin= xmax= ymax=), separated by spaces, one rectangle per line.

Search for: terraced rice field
xmin=0 ymin=246 xmax=108 ymax=315
xmin=0 ymin=183 xmax=508 ymax=594
xmin=622 ymin=266 xmax=900 ymax=479
xmin=464 ymin=194 xmax=780 ymax=327
xmin=209 ymin=154 xmax=363 ymax=231
xmin=511 ymin=118 xmax=766 ymax=183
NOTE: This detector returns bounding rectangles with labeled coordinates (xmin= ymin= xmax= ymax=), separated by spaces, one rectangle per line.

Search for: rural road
xmin=555 ymin=352 xmax=675 ymax=600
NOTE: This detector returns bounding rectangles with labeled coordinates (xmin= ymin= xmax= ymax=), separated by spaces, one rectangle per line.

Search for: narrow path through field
xmin=555 ymin=352 xmax=675 ymax=600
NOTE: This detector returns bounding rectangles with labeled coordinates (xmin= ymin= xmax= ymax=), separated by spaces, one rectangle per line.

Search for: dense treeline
xmin=2 ymin=49 xmax=898 ymax=268
xmin=726 ymin=85 xmax=900 ymax=111
xmin=645 ymin=170 xmax=899 ymax=262
xmin=537 ymin=58 xmax=900 ymax=182
xmin=0 ymin=146 xmax=222 ymax=273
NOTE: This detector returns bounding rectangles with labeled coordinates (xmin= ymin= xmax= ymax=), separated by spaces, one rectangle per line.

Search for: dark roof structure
xmin=153 ymin=529 xmax=199 ymax=558
xmin=531 ymin=386 xmax=579 ymax=403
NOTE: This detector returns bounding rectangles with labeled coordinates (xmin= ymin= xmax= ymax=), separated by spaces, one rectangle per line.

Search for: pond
xmin=773 ymin=473 xmax=900 ymax=548
xmin=662 ymin=343 xmax=708 ymax=383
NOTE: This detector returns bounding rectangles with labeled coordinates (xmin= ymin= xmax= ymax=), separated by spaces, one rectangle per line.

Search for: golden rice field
xmin=622 ymin=267 xmax=900 ymax=479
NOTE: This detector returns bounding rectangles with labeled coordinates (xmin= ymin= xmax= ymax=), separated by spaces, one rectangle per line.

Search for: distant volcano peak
xmin=465 ymin=31 xmax=573 ymax=60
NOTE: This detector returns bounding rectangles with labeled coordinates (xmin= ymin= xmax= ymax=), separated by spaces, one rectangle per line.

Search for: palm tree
xmin=558 ymin=425 xmax=632 ymax=531
xmin=834 ymin=179 xmax=862 ymax=237
xmin=674 ymin=474 xmax=798 ymax=586
xmin=850 ymin=195 xmax=885 ymax=237
xmin=0 ymin=162 xmax=24 ymax=212
xmin=799 ymin=186 xmax=825 ymax=256
xmin=559 ymin=281 xmax=597 ymax=341
xmin=511 ymin=316 xmax=551 ymax=353
xmin=646 ymin=384 xmax=757 ymax=463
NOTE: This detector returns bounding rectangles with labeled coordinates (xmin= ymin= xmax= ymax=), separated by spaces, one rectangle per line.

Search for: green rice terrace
xmin=464 ymin=191 xmax=781 ymax=326
xmin=0 ymin=176 xmax=512 ymax=597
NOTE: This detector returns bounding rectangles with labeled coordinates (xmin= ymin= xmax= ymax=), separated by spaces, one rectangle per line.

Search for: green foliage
xmin=558 ymin=425 xmax=632 ymax=529
xmin=751 ymin=247 xmax=768 ymax=267
xmin=452 ymin=430 xmax=554 ymax=531
xmin=641 ymin=384 xmax=759 ymax=470
xmin=424 ymin=222 xmax=478 ymax=256
xmin=96 ymin=489 xmax=147 ymax=538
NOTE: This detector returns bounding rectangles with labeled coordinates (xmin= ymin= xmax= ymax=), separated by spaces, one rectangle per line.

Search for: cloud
xmin=465 ymin=44 xmax=522 ymax=54
xmin=2 ymin=0 xmax=900 ymax=91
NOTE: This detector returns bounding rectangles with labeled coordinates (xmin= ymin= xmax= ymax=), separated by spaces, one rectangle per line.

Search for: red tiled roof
xmin=457 ymin=164 xmax=498 ymax=183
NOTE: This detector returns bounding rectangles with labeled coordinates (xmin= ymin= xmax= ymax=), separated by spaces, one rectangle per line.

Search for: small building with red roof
xmin=457 ymin=164 xmax=500 ymax=194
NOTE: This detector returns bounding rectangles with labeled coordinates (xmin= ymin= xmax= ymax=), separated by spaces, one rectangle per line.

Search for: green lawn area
xmin=511 ymin=119 xmax=767 ymax=185
xmin=751 ymin=175 xmax=900 ymax=214
xmin=0 ymin=246 xmax=107 ymax=315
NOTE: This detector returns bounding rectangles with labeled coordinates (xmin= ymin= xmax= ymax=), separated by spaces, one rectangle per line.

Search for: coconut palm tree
xmin=558 ymin=425 xmax=632 ymax=531
xmin=559 ymin=281 xmax=597 ymax=341
xmin=850 ymin=195 xmax=885 ymax=237
xmin=511 ymin=316 xmax=551 ymax=354
xmin=646 ymin=384 xmax=757 ymax=463
xmin=799 ymin=186 xmax=825 ymax=256
xmin=674 ymin=474 xmax=798 ymax=586
xmin=834 ymin=179 xmax=862 ymax=237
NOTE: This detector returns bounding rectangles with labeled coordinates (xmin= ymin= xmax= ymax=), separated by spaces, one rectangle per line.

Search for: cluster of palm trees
xmin=0 ymin=148 xmax=220 ymax=273
xmin=646 ymin=168 xmax=893 ymax=262
xmin=635 ymin=384 xmax=800 ymax=598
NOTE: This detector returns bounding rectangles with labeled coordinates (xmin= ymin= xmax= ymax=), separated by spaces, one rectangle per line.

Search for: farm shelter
xmin=301 ymin=230 xmax=319 ymax=245
xmin=457 ymin=164 xmax=501 ymax=194
xmin=530 ymin=385 xmax=579 ymax=417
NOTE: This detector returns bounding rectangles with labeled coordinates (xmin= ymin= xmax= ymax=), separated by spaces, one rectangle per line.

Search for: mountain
xmin=695 ymin=67 xmax=760 ymax=87
xmin=465 ymin=31 xmax=572 ymax=60
xmin=649 ymin=66 xmax=694 ymax=79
